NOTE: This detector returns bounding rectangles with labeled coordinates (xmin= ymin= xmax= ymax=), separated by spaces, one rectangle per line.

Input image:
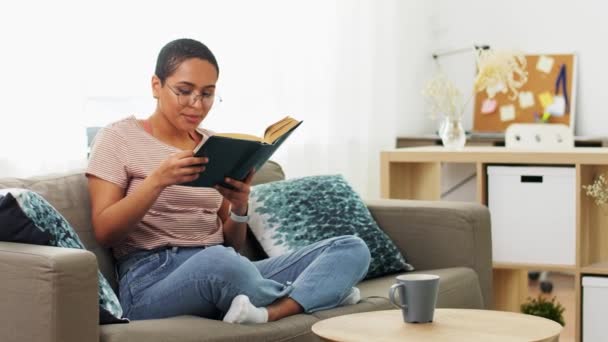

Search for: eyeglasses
xmin=165 ymin=84 xmax=222 ymax=108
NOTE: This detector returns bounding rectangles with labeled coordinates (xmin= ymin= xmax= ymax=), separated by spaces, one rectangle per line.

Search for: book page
xmin=194 ymin=116 xmax=300 ymax=154
xmin=213 ymin=132 xmax=263 ymax=142
xmin=263 ymin=116 xmax=300 ymax=144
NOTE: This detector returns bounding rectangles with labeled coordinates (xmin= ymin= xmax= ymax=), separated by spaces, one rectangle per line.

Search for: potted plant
xmin=520 ymin=295 xmax=565 ymax=326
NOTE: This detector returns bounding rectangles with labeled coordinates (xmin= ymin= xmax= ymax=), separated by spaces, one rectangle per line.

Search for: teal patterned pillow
xmin=1 ymin=189 xmax=125 ymax=323
xmin=248 ymin=175 xmax=413 ymax=279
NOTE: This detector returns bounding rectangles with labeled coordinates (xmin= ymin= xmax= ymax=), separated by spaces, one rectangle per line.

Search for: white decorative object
xmin=438 ymin=116 xmax=466 ymax=150
xmin=505 ymin=123 xmax=574 ymax=149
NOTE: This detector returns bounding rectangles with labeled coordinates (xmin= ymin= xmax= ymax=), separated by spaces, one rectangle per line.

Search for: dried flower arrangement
xmin=475 ymin=50 xmax=528 ymax=101
xmin=583 ymin=173 xmax=608 ymax=207
xmin=423 ymin=48 xmax=528 ymax=122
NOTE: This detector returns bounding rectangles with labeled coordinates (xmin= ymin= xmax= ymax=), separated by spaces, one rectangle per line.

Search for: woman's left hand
xmin=215 ymin=169 xmax=255 ymax=215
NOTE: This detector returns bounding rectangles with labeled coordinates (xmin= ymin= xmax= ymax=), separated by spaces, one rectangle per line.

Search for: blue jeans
xmin=117 ymin=235 xmax=370 ymax=320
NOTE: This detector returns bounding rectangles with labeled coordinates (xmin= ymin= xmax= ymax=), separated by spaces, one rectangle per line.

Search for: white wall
xmin=434 ymin=0 xmax=608 ymax=136
xmin=0 ymin=0 xmax=437 ymax=199
xmin=9 ymin=0 xmax=601 ymax=198
xmin=394 ymin=1 xmax=438 ymax=136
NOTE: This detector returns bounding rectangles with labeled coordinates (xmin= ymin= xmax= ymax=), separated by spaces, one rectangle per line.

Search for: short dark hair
xmin=155 ymin=38 xmax=219 ymax=84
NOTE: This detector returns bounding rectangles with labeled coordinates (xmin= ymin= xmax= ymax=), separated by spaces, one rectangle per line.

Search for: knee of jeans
xmin=341 ymin=236 xmax=371 ymax=271
xmin=192 ymin=245 xmax=254 ymax=283
xmin=355 ymin=236 xmax=371 ymax=262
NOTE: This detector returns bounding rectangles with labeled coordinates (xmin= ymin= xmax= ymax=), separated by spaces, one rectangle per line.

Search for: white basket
xmin=487 ymin=166 xmax=576 ymax=265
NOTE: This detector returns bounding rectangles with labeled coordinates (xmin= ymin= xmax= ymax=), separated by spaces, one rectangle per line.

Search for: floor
xmin=527 ymin=272 xmax=575 ymax=342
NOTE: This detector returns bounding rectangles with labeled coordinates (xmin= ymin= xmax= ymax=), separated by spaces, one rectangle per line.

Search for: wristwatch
xmin=230 ymin=210 xmax=249 ymax=223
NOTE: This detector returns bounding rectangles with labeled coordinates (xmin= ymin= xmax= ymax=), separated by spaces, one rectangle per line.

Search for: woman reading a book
xmin=86 ymin=38 xmax=370 ymax=324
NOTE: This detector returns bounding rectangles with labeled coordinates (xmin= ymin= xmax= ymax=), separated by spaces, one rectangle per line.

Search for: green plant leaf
xmin=520 ymin=295 xmax=565 ymax=326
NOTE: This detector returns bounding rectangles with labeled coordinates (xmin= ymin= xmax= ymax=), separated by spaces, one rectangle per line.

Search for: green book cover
xmin=181 ymin=117 xmax=302 ymax=188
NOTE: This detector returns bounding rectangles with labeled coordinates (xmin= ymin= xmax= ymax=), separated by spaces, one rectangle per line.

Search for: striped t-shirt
xmin=86 ymin=116 xmax=224 ymax=258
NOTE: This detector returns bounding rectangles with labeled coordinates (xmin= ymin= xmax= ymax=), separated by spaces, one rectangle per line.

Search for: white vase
xmin=439 ymin=116 xmax=466 ymax=150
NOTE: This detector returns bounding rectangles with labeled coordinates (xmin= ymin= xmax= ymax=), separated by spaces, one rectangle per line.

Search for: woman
xmin=86 ymin=38 xmax=370 ymax=324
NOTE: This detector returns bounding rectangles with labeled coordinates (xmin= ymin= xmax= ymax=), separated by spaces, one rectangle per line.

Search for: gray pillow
xmin=248 ymin=175 xmax=413 ymax=279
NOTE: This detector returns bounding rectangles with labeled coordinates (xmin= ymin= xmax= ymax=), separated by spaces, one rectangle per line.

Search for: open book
xmin=182 ymin=116 xmax=302 ymax=188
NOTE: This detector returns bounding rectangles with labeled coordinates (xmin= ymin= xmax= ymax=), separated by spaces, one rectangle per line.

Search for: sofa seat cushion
xmin=310 ymin=296 xmax=393 ymax=320
xmin=358 ymin=267 xmax=484 ymax=309
xmin=100 ymin=297 xmax=394 ymax=342
xmin=101 ymin=314 xmax=320 ymax=342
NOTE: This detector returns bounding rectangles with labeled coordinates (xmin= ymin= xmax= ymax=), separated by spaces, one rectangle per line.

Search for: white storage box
xmin=583 ymin=276 xmax=608 ymax=342
xmin=487 ymin=166 xmax=575 ymax=265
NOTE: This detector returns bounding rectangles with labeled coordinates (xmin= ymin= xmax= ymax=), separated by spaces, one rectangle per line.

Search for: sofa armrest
xmin=366 ymin=199 xmax=492 ymax=309
xmin=0 ymin=242 xmax=99 ymax=342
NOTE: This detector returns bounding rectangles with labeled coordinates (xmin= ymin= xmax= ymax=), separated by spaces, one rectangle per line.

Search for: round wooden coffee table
xmin=311 ymin=309 xmax=562 ymax=341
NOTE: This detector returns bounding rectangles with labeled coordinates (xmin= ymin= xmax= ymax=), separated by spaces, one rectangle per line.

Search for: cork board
xmin=473 ymin=54 xmax=577 ymax=132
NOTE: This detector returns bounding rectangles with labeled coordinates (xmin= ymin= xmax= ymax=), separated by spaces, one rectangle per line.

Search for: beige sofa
xmin=0 ymin=161 xmax=492 ymax=342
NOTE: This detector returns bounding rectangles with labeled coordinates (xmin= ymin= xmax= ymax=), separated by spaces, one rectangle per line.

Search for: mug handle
xmin=389 ymin=283 xmax=407 ymax=309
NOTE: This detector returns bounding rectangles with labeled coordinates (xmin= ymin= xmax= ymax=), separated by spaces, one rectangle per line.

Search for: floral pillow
xmin=0 ymin=189 xmax=126 ymax=324
xmin=248 ymin=175 xmax=413 ymax=279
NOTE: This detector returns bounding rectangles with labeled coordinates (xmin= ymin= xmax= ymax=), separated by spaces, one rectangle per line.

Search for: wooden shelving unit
xmin=380 ymin=146 xmax=608 ymax=342
xmin=396 ymin=135 xmax=608 ymax=148
xmin=582 ymin=261 xmax=608 ymax=275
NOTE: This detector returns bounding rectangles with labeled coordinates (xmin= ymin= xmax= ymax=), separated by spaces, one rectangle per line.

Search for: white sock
xmin=223 ymin=295 xmax=268 ymax=324
xmin=339 ymin=287 xmax=361 ymax=306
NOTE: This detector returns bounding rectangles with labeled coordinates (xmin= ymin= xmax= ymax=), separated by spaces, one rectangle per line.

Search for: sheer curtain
xmin=0 ymin=0 xmax=434 ymax=198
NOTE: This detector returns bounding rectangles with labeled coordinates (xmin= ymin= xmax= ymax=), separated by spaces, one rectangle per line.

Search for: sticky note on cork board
xmin=538 ymin=91 xmax=554 ymax=109
xmin=500 ymin=104 xmax=516 ymax=122
xmin=536 ymin=55 xmax=555 ymax=74
xmin=518 ymin=91 xmax=535 ymax=109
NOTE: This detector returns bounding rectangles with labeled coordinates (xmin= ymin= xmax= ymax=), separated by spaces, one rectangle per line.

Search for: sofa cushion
xmin=358 ymin=267 xmax=484 ymax=309
xmin=0 ymin=188 xmax=126 ymax=324
xmin=251 ymin=160 xmax=285 ymax=186
xmin=100 ymin=297 xmax=393 ymax=342
xmin=100 ymin=313 xmax=319 ymax=342
xmin=240 ymin=160 xmax=286 ymax=261
xmin=310 ymin=296 xmax=393 ymax=320
xmin=248 ymin=174 xmax=413 ymax=279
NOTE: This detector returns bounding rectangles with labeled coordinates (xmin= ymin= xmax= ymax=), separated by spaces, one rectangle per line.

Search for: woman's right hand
xmin=150 ymin=150 xmax=208 ymax=188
